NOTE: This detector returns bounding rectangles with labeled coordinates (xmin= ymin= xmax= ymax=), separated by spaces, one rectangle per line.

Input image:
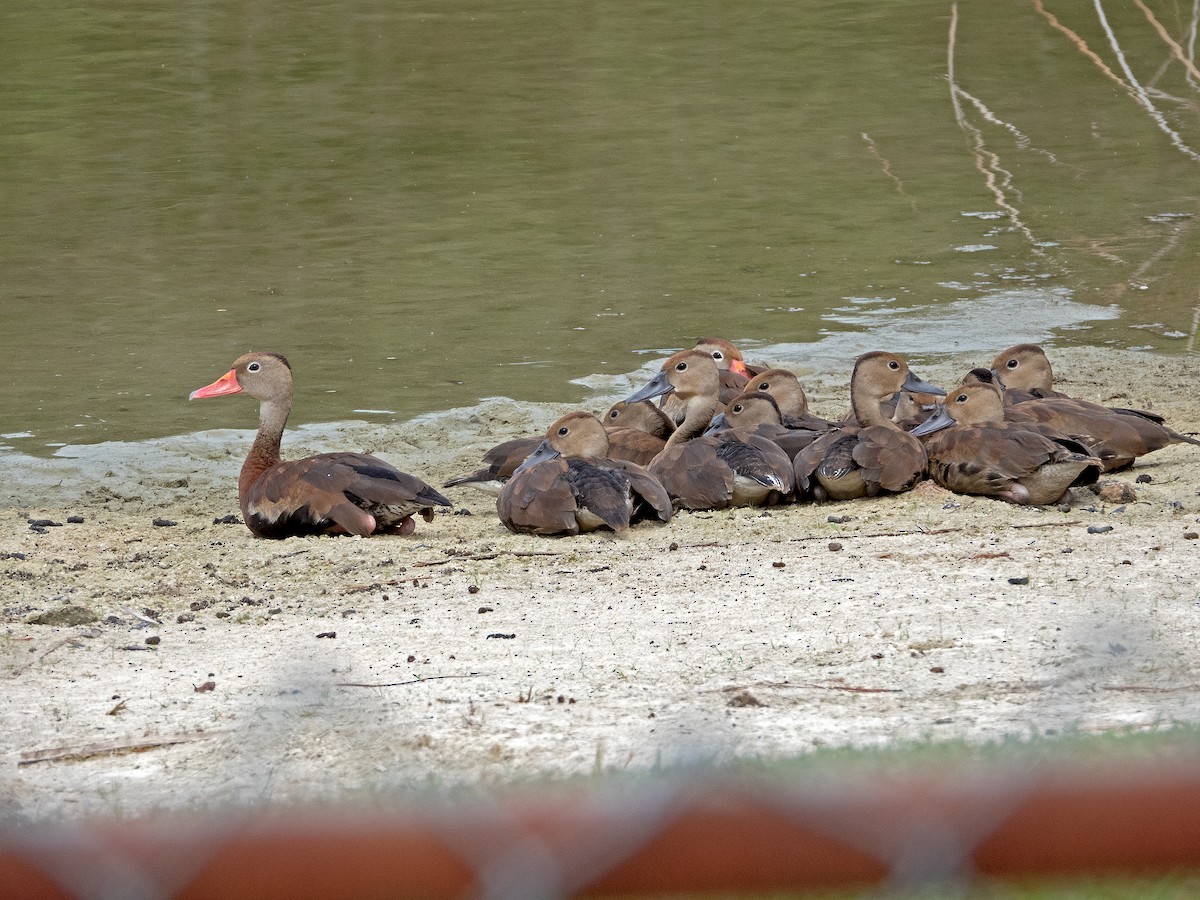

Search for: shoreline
xmin=3 ymin=346 xmax=1199 ymax=820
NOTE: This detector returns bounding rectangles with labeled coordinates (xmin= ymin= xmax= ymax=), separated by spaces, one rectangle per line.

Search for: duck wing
xmin=247 ymin=452 xmax=450 ymax=538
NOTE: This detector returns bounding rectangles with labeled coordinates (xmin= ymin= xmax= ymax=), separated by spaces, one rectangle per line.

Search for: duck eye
xmin=1006 ymin=358 xmax=1018 ymax=369
xmin=711 ymin=351 xmax=724 ymax=360
xmin=888 ymin=360 xmax=900 ymax=370
xmin=732 ymin=404 xmax=744 ymax=414
xmin=608 ymin=409 xmax=619 ymax=418
xmin=756 ymin=382 xmax=769 ymax=391
xmin=247 ymin=361 xmax=261 ymax=372
xmin=675 ymin=362 xmax=687 ymax=371
xmin=557 ymin=426 xmax=569 ymax=436
xmin=956 ymin=393 xmax=968 ymax=403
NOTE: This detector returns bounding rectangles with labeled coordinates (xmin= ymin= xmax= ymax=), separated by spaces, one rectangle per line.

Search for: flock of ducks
xmin=190 ymin=341 xmax=1199 ymax=539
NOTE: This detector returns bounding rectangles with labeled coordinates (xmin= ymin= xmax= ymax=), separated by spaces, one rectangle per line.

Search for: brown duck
xmin=706 ymin=392 xmax=826 ymax=461
xmin=793 ymin=352 xmax=944 ymax=501
xmin=190 ymin=352 xmax=451 ymax=538
xmin=446 ymin=405 xmax=666 ymax=495
xmin=496 ymin=412 xmax=672 ymax=535
xmin=747 ymin=368 xmax=839 ymax=431
xmin=627 ymin=351 xmax=795 ymax=508
xmin=912 ymin=381 xmax=1103 ymax=505
xmin=989 ymin=345 xmax=1200 ymax=471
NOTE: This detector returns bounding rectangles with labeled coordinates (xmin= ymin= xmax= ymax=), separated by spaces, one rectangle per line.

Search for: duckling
xmin=627 ymin=349 xmax=724 ymax=445
xmin=706 ymin=393 xmax=825 ymax=460
xmin=649 ymin=429 xmax=796 ymax=510
xmin=444 ymin=435 xmax=543 ymax=495
xmin=912 ymin=382 xmax=1103 ymax=505
xmin=989 ymin=344 xmax=1200 ymax=470
xmin=496 ymin=412 xmax=672 ymax=536
xmin=626 ymin=352 xmax=795 ymax=508
xmin=656 ymin=338 xmax=756 ymax=424
xmin=447 ymin=403 xmax=668 ymax=495
xmin=794 ymin=352 xmax=945 ymax=501
xmin=602 ymin=399 xmax=676 ymax=439
xmin=747 ymin=368 xmax=839 ymax=431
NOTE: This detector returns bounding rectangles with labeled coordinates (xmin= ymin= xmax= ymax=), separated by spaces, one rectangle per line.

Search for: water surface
xmin=3 ymin=1 xmax=1199 ymax=454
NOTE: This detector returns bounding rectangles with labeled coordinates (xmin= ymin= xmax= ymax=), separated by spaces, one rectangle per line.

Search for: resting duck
xmin=626 ymin=352 xmax=796 ymax=508
xmin=912 ymin=382 xmax=1102 ymax=505
xmin=627 ymin=349 xmax=725 ymax=445
xmin=190 ymin=352 xmax=451 ymax=538
xmin=657 ymin=337 xmax=756 ymax=423
xmin=446 ymin=404 xmax=667 ymax=495
xmin=443 ymin=435 xmax=542 ymax=495
xmin=794 ymin=352 xmax=944 ymax=501
xmin=989 ymin=344 xmax=1200 ymax=470
xmin=706 ymin=393 xmax=825 ymax=461
xmin=496 ymin=412 xmax=672 ymax=536
xmin=602 ymin=399 xmax=676 ymax=439
xmin=747 ymin=368 xmax=839 ymax=431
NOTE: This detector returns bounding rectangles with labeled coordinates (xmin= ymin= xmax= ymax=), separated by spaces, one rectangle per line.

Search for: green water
xmin=3 ymin=1 xmax=1199 ymax=454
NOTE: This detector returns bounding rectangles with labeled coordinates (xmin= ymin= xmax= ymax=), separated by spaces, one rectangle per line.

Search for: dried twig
xmin=336 ymin=673 xmax=483 ymax=688
xmin=19 ymin=730 xmax=227 ymax=766
xmin=719 ymin=681 xmax=902 ymax=695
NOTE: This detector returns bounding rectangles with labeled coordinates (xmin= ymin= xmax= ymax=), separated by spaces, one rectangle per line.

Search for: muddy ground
xmin=2 ymin=347 xmax=1198 ymax=821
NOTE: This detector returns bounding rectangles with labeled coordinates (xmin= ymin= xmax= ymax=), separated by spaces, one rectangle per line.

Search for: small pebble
xmin=194 ymin=681 xmax=216 ymax=693
xmin=930 ymin=666 xmax=945 ymax=674
xmin=1136 ymin=474 xmax=1152 ymax=484
xmin=213 ymin=514 xmax=241 ymax=525
xmin=407 ymin=654 xmax=416 ymax=662
xmin=1087 ymin=524 xmax=1114 ymax=534
xmin=668 ymin=542 xmax=679 ymax=551
xmin=316 ymin=631 xmax=337 ymax=639
xmin=145 ymin=635 xmax=161 ymax=646
xmin=827 ymin=514 xmax=851 ymax=524
xmin=771 ymin=561 xmax=785 ymax=569
xmin=152 ymin=518 xmax=177 ymax=528
xmin=1184 ymin=532 xmax=1199 ymax=541
xmin=27 ymin=518 xmax=62 ymax=527
xmin=828 ymin=541 xmax=843 ymax=552
xmin=452 ymin=507 xmax=472 ymax=516
xmin=176 ymin=613 xmax=195 ymax=624
xmin=477 ymin=606 xmax=494 ymax=614
xmin=468 ymin=584 xmax=480 ymax=594
xmin=67 ymin=515 xmax=84 ymax=524
xmin=1008 ymin=576 xmax=1029 ymax=585
xmin=486 ymin=633 xmax=516 ymax=640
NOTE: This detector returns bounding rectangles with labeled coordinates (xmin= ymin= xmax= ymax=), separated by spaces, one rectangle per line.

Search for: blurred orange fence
xmin=5 ymin=753 xmax=1200 ymax=899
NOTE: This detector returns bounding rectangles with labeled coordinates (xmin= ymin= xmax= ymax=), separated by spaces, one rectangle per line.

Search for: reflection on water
xmin=1 ymin=1 xmax=1198 ymax=454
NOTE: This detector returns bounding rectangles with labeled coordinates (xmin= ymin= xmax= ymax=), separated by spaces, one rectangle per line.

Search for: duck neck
xmin=850 ymin=386 xmax=894 ymax=430
xmin=238 ymin=396 xmax=289 ymax=499
xmin=667 ymin=395 xmax=720 ymax=446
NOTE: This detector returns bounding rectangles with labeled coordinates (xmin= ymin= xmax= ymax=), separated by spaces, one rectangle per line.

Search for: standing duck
xmin=190 ymin=352 xmax=451 ymax=538
xmin=793 ymin=352 xmax=944 ymax=501
xmin=912 ymin=381 xmax=1102 ymax=505
xmin=626 ymin=351 xmax=795 ymax=508
xmin=496 ymin=412 xmax=672 ymax=536
xmin=989 ymin=345 xmax=1200 ymax=471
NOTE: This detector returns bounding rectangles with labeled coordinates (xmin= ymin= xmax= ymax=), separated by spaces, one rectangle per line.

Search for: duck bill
xmin=514 ymin=439 xmax=561 ymax=474
xmin=189 ymin=369 xmax=242 ymax=400
xmin=626 ymin=370 xmax=674 ymax=404
xmin=704 ymin=412 xmax=729 ymax=435
xmin=902 ymin=371 xmax=945 ymax=397
xmin=729 ymin=359 xmax=750 ymax=377
xmin=910 ymin=405 xmax=955 ymax=437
